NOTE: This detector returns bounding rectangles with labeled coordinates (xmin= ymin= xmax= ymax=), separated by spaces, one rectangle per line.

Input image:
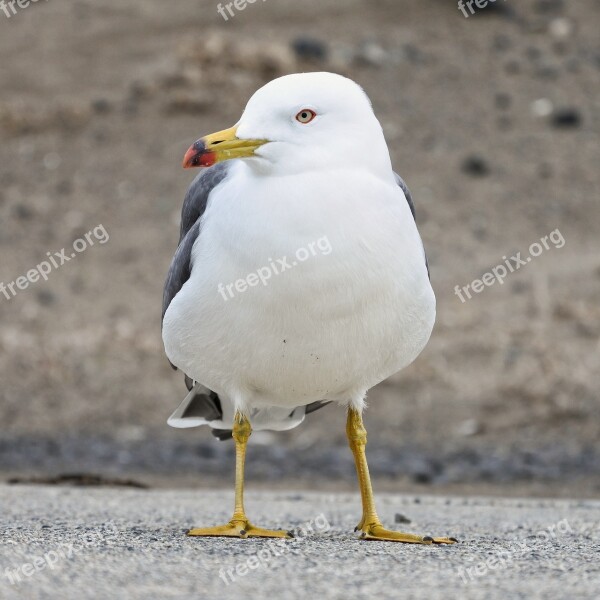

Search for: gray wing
xmin=179 ymin=162 xmax=229 ymax=243
xmin=161 ymin=220 xmax=200 ymax=325
xmin=394 ymin=171 xmax=429 ymax=278
xmin=162 ymin=164 xmax=231 ymax=438
xmin=160 ymin=162 xmax=358 ymax=435
xmin=162 ymin=163 xmax=229 ymax=325
xmin=394 ymin=171 xmax=416 ymax=219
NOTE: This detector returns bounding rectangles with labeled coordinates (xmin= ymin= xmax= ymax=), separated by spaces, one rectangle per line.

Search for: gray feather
xmin=394 ymin=172 xmax=416 ymax=219
xmin=162 ymin=164 xmax=229 ymax=377
xmin=162 ymin=219 xmax=200 ymax=326
xmin=179 ymin=163 xmax=229 ymax=242
xmin=178 ymin=390 xmax=222 ymax=421
xmin=162 ymin=163 xmax=230 ymax=326
xmin=394 ymin=171 xmax=429 ymax=278
xmin=305 ymin=401 xmax=332 ymax=414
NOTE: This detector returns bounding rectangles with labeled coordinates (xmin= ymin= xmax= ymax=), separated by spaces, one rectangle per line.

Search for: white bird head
xmin=182 ymin=72 xmax=393 ymax=177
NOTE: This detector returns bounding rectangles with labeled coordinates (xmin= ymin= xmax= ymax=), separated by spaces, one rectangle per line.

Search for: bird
xmin=162 ymin=72 xmax=456 ymax=544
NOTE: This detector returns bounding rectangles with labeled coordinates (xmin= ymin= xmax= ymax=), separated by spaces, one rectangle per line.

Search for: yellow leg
xmin=188 ymin=412 xmax=292 ymax=539
xmin=346 ymin=408 xmax=457 ymax=545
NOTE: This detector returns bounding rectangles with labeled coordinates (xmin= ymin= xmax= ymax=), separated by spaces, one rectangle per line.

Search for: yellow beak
xmin=182 ymin=125 xmax=268 ymax=168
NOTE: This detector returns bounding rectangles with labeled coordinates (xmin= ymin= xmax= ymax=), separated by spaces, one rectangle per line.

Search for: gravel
xmin=1 ymin=485 xmax=599 ymax=600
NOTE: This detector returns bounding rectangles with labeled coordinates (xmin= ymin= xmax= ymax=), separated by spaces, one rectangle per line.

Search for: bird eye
xmin=295 ymin=109 xmax=317 ymax=124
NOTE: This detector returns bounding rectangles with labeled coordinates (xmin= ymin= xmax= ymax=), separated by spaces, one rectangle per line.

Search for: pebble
xmin=291 ymin=37 xmax=328 ymax=62
xmin=461 ymin=155 xmax=491 ymax=178
xmin=531 ymin=98 xmax=554 ymax=117
xmin=456 ymin=419 xmax=482 ymax=438
xmin=14 ymin=203 xmax=33 ymax=220
xmin=549 ymin=17 xmax=573 ymax=39
xmin=551 ymin=108 xmax=582 ymax=129
xmin=91 ymin=98 xmax=111 ymax=114
xmin=354 ymin=41 xmax=388 ymax=67
xmin=394 ymin=513 xmax=412 ymax=524
xmin=37 ymin=290 xmax=56 ymax=306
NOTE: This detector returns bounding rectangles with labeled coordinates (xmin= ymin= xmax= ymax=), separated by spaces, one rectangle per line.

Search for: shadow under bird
xmin=162 ymin=72 xmax=456 ymax=544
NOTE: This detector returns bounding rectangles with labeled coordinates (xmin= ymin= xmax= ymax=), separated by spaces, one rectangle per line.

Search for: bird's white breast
xmin=162 ymin=162 xmax=435 ymax=409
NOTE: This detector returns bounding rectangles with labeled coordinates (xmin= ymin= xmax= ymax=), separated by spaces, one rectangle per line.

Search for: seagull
xmin=162 ymin=72 xmax=456 ymax=544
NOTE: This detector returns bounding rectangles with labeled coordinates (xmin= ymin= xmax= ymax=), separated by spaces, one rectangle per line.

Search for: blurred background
xmin=0 ymin=0 xmax=598 ymax=498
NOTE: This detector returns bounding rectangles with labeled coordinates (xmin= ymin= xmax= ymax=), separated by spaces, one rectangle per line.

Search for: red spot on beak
xmin=182 ymin=141 xmax=217 ymax=168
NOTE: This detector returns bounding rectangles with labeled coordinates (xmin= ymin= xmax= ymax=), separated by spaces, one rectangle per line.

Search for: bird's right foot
xmin=355 ymin=520 xmax=457 ymax=544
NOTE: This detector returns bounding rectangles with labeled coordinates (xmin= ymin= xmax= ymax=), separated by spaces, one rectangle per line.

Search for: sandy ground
xmin=0 ymin=1 xmax=599 ymax=495
xmin=1 ymin=485 xmax=600 ymax=600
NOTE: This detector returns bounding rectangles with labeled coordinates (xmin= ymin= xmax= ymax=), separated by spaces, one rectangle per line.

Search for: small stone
xmin=457 ymin=419 xmax=482 ymax=437
xmin=291 ymin=37 xmax=328 ymax=62
xmin=461 ymin=155 xmax=490 ymax=177
xmin=354 ymin=41 xmax=388 ymax=67
xmin=394 ymin=513 xmax=412 ymax=524
xmin=14 ymin=203 xmax=33 ymax=220
xmin=551 ymin=108 xmax=581 ymax=128
xmin=413 ymin=472 xmax=432 ymax=484
xmin=91 ymin=98 xmax=111 ymax=114
xmin=37 ymin=290 xmax=56 ymax=306
xmin=549 ymin=17 xmax=573 ymax=39
xmin=531 ymin=98 xmax=554 ymax=118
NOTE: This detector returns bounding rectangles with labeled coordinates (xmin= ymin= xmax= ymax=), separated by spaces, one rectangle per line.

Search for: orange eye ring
xmin=295 ymin=109 xmax=317 ymax=124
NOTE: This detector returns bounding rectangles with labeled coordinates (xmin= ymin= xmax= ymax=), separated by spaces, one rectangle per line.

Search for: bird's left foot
xmin=187 ymin=518 xmax=293 ymax=539
xmin=356 ymin=521 xmax=457 ymax=544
